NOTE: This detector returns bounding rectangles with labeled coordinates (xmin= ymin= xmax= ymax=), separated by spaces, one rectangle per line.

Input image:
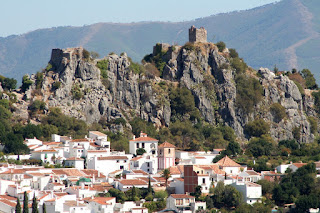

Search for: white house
xmin=87 ymin=156 xmax=130 ymax=176
xmin=86 ymin=197 xmax=116 ymax=213
xmin=166 ymin=194 xmax=205 ymax=213
xmin=64 ymin=157 xmax=85 ymax=170
xmin=89 ymin=131 xmax=110 ymax=150
xmin=129 ymin=154 xmax=158 ymax=174
xmin=129 ymin=132 xmax=158 ymax=156
xmin=170 ymin=178 xmax=185 ymax=194
xmin=238 ymin=170 xmax=261 ymax=183
xmin=231 ymin=181 xmax=262 ymax=204
xmin=216 ymin=156 xmax=241 ymax=175
xmin=30 ymin=149 xmax=59 ymax=164
xmin=116 ymin=179 xmax=148 ymax=192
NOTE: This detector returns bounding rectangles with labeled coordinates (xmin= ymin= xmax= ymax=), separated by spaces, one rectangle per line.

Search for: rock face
xmin=15 ymin=45 xmax=318 ymax=142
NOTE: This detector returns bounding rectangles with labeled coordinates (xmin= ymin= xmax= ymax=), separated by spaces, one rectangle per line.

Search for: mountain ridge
xmin=0 ymin=0 xmax=319 ymax=82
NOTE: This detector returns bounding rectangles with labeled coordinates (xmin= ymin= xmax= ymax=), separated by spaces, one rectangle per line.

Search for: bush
xmin=235 ymin=74 xmax=263 ymax=113
xmin=216 ymin=41 xmax=226 ymax=52
xmin=308 ymin=116 xmax=318 ymax=134
xmin=96 ymin=59 xmax=109 ymax=78
xmin=136 ymin=148 xmax=146 ymax=155
xmin=301 ymin=68 xmax=318 ymax=89
xmin=71 ymin=84 xmax=83 ymax=100
xmin=292 ymin=126 xmax=301 ymax=141
xmin=29 ymin=100 xmax=46 ymax=116
xmin=231 ymin=57 xmax=247 ymax=74
xmin=129 ymin=61 xmax=145 ymax=75
xmin=312 ymin=91 xmax=320 ymax=113
xmin=246 ymin=136 xmax=275 ymax=157
xmin=244 ymin=119 xmax=270 ymax=138
xmin=169 ymin=87 xmax=196 ymax=116
xmin=82 ymin=49 xmax=90 ymax=60
xmin=0 ymin=76 xmax=17 ymax=90
xmin=45 ymin=63 xmax=52 ymax=71
xmin=35 ymin=72 xmax=43 ymax=90
xmin=21 ymin=75 xmax=33 ymax=92
xmin=270 ymin=103 xmax=286 ymax=123
xmin=182 ymin=42 xmax=196 ymax=51
xmin=229 ymin=48 xmax=239 ymax=58
xmin=52 ymin=82 xmax=61 ymax=91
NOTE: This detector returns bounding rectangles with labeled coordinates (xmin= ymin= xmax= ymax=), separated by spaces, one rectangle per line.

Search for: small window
xmin=202 ymin=178 xmax=205 ymax=184
xmin=136 ymin=143 xmax=140 ymax=148
xmin=168 ymin=149 xmax=171 ymax=154
xmin=124 ymin=160 xmax=127 ymax=163
xmin=142 ymin=143 xmax=145 ymax=148
xmin=120 ymin=166 xmax=124 ymax=169
xmin=116 ymin=160 xmax=119 ymax=163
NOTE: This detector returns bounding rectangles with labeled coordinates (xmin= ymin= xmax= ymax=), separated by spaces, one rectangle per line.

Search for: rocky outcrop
xmin=14 ymin=44 xmax=317 ymax=142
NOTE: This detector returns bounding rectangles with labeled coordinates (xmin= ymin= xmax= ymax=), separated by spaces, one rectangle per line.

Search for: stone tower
xmin=158 ymin=141 xmax=176 ymax=170
xmin=189 ymin=26 xmax=207 ymax=43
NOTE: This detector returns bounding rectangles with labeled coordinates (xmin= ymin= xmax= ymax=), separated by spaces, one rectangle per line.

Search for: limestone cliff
xmin=13 ymin=44 xmax=318 ymax=142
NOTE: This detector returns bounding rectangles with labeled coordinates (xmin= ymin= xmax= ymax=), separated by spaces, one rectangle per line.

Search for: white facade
xmin=231 ymin=182 xmax=262 ymax=205
xmin=129 ymin=132 xmax=158 ymax=156
xmin=64 ymin=158 xmax=85 ymax=170
xmin=129 ymin=155 xmax=158 ymax=174
xmin=87 ymin=156 xmax=130 ymax=176
xmin=31 ymin=150 xmax=59 ymax=164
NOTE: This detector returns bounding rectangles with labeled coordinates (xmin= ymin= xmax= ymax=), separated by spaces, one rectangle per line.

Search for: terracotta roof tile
xmin=118 ymin=179 xmax=147 ymax=185
xmin=0 ymin=199 xmax=16 ymax=207
xmin=292 ymin=163 xmax=307 ymax=168
xmin=217 ymin=156 xmax=241 ymax=167
xmin=158 ymin=142 xmax=176 ymax=148
xmin=171 ymin=194 xmax=195 ymax=199
xmin=130 ymin=137 xmax=158 ymax=142
xmin=98 ymin=156 xmax=128 ymax=160
xmin=89 ymin=131 xmax=107 ymax=137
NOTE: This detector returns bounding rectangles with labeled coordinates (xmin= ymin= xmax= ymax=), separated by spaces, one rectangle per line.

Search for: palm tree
xmin=162 ymin=169 xmax=171 ymax=187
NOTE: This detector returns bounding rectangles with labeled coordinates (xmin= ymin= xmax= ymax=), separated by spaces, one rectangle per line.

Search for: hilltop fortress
xmin=189 ymin=25 xmax=207 ymax=43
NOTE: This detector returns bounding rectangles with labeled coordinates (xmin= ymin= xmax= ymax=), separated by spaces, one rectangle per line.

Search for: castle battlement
xmin=189 ymin=26 xmax=207 ymax=43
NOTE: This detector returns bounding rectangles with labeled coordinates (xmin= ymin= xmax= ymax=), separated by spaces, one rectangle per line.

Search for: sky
xmin=0 ymin=0 xmax=280 ymax=37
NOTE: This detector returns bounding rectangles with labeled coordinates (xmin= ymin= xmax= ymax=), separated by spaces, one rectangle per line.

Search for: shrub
xmin=113 ymin=118 xmax=126 ymax=126
xmin=45 ymin=63 xmax=52 ymax=71
xmin=235 ymin=74 xmax=263 ymax=113
xmin=301 ymin=68 xmax=318 ymax=89
xmin=216 ymin=41 xmax=226 ymax=52
xmin=308 ymin=116 xmax=318 ymax=134
xmin=231 ymin=57 xmax=247 ymax=74
xmin=169 ymin=87 xmax=196 ymax=116
xmin=229 ymin=48 xmax=239 ymax=58
xmin=182 ymin=42 xmax=196 ymax=51
xmin=136 ymin=148 xmax=146 ymax=155
xmin=82 ymin=49 xmax=90 ymax=60
xmin=35 ymin=72 xmax=43 ymax=90
xmin=246 ymin=136 xmax=275 ymax=157
xmin=21 ymin=75 xmax=33 ymax=92
xmin=244 ymin=119 xmax=270 ymax=138
xmin=29 ymin=100 xmax=46 ymax=115
xmin=52 ymin=82 xmax=61 ymax=91
xmin=129 ymin=61 xmax=145 ymax=75
xmin=0 ymin=75 xmax=17 ymax=90
xmin=292 ymin=126 xmax=301 ymax=141
xmin=312 ymin=91 xmax=320 ymax=113
xmin=71 ymin=84 xmax=83 ymax=100
xmin=270 ymin=103 xmax=286 ymax=123
xmin=96 ymin=59 xmax=109 ymax=78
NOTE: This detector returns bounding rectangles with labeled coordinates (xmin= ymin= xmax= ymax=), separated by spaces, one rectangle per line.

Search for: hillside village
xmin=0 ymin=129 xmax=319 ymax=213
xmin=0 ymin=25 xmax=320 ymax=213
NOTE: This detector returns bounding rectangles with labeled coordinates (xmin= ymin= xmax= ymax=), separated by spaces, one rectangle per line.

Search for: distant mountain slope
xmin=0 ymin=0 xmax=319 ymax=81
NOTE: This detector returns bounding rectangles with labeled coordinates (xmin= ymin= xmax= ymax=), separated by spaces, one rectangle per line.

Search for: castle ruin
xmin=189 ymin=26 xmax=207 ymax=43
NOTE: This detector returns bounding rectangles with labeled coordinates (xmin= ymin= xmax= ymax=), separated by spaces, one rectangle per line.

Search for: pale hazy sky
xmin=0 ymin=0 xmax=280 ymax=37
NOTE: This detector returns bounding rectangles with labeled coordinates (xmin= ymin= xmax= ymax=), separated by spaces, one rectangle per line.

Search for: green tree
xmin=224 ymin=140 xmax=241 ymax=157
xmin=191 ymin=185 xmax=202 ymax=201
xmin=32 ymin=194 xmax=38 ymax=213
xmin=244 ymin=119 xmax=270 ymax=138
xmin=42 ymin=203 xmax=46 ymax=213
xmin=162 ymin=169 xmax=171 ymax=187
xmin=169 ymin=86 xmax=196 ymax=117
xmin=270 ymin=103 xmax=286 ymax=123
xmin=3 ymin=77 xmax=17 ymax=90
xmin=21 ymin=75 xmax=33 ymax=92
xmin=301 ymin=68 xmax=318 ymax=89
xmin=229 ymin=48 xmax=239 ymax=58
xmin=15 ymin=198 xmax=21 ymax=213
xmin=108 ymin=188 xmax=127 ymax=203
xmin=23 ymin=191 xmax=28 ymax=213
xmin=246 ymin=136 xmax=274 ymax=157
xmin=216 ymin=41 xmax=226 ymax=52
xmin=136 ymin=148 xmax=146 ymax=155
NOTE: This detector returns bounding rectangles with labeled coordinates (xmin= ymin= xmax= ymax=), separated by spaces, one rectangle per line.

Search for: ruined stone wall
xmin=189 ymin=26 xmax=207 ymax=43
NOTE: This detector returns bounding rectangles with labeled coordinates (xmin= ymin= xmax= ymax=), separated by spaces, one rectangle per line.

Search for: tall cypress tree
xmin=42 ymin=203 xmax=46 ymax=213
xmin=148 ymin=177 xmax=152 ymax=194
xmin=23 ymin=191 xmax=28 ymax=213
xmin=32 ymin=194 xmax=38 ymax=213
xmin=15 ymin=197 xmax=21 ymax=213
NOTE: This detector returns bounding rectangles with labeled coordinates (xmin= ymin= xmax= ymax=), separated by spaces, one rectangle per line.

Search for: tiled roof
xmin=0 ymin=199 xmax=16 ymax=207
xmin=158 ymin=141 xmax=176 ymax=148
xmin=132 ymin=170 xmax=148 ymax=175
xmin=85 ymin=197 xmax=115 ymax=205
xmin=81 ymin=169 xmax=106 ymax=178
xmin=65 ymin=157 xmax=84 ymax=161
xmin=171 ymin=194 xmax=195 ymax=199
xmin=246 ymin=170 xmax=260 ymax=176
xmin=87 ymin=150 xmax=108 ymax=153
xmin=97 ymin=156 xmax=128 ymax=160
xmin=194 ymin=157 xmax=206 ymax=159
xmin=130 ymin=137 xmax=158 ymax=142
xmin=70 ymin=139 xmax=90 ymax=142
xmin=118 ymin=179 xmax=147 ymax=185
xmin=32 ymin=149 xmax=58 ymax=153
xmin=52 ymin=168 xmax=86 ymax=177
xmin=174 ymin=178 xmax=184 ymax=182
xmin=217 ymin=156 xmax=241 ymax=167
xmin=292 ymin=163 xmax=307 ymax=168
xmin=0 ymin=195 xmax=16 ymax=201
xmin=64 ymin=201 xmax=86 ymax=207
xmin=89 ymin=131 xmax=107 ymax=137
xmin=246 ymin=182 xmax=261 ymax=187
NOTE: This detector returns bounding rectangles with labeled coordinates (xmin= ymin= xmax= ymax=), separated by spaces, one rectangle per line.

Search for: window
xmin=186 ymin=199 xmax=190 ymax=204
xmin=176 ymin=199 xmax=183 ymax=205
xmin=124 ymin=160 xmax=127 ymax=163
xmin=203 ymin=178 xmax=205 ymax=184
xmin=152 ymin=150 xmax=155 ymax=154
xmin=120 ymin=166 xmax=124 ymax=169
xmin=147 ymin=162 xmax=150 ymax=167
xmin=168 ymin=149 xmax=171 ymax=154
xmin=136 ymin=143 xmax=140 ymax=148
xmin=142 ymin=143 xmax=145 ymax=148
xmin=116 ymin=160 xmax=119 ymax=163
xmin=134 ymin=162 xmax=139 ymax=167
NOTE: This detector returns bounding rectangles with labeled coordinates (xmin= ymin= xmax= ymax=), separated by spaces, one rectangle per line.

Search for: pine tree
xmin=32 ymin=194 xmax=38 ymax=213
xmin=131 ymin=186 xmax=136 ymax=201
xmin=23 ymin=191 xmax=28 ymax=213
xmin=42 ymin=203 xmax=46 ymax=213
xmin=15 ymin=198 xmax=21 ymax=213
